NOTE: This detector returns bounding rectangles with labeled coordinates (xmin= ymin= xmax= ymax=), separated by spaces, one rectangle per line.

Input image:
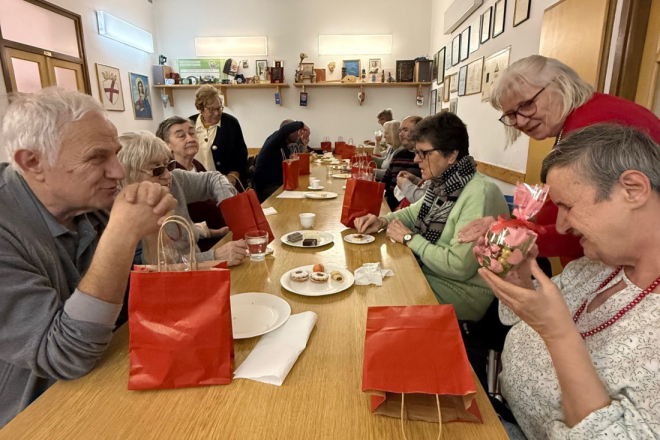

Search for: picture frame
xmin=458 ymin=65 xmax=467 ymax=96
xmin=368 ymin=58 xmax=381 ymax=74
xmin=444 ymin=45 xmax=452 ymax=72
xmin=128 ymin=72 xmax=152 ymax=120
xmin=343 ymin=59 xmax=361 ymax=77
xmin=513 ymin=0 xmax=531 ymax=27
xmin=460 ymin=27 xmax=470 ymax=62
xmin=493 ymin=0 xmax=507 ymax=38
xmin=256 ymin=59 xmax=268 ymax=80
xmin=430 ymin=89 xmax=437 ymax=115
xmin=271 ymin=66 xmax=284 ymax=83
xmin=396 ymin=60 xmax=415 ymax=82
xmin=437 ymin=47 xmax=446 ymax=83
xmin=272 ymin=60 xmax=284 ymax=67
xmin=450 ymin=72 xmax=459 ymax=92
xmin=301 ymin=62 xmax=315 ymax=79
xmin=432 ymin=52 xmax=439 ymax=84
xmin=469 ymin=18 xmax=480 ymax=55
xmin=443 ymin=75 xmax=451 ymax=102
xmin=95 ymin=63 xmax=125 ymax=112
xmin=314 ymin=68 xmax=326 ymax=83
xmin=451 ymin=34 xmax=461 ymax=66
xmin=482 ymin=46 xmax=511 ymax=102
xmin=465 ymin=56 xmax=484 ymax=95
xmin=449 ymin=98 xmax=458 ymax=114
xmin=480 ymin=7 xmax=492 ymax=44
xmin=437 ymin=85 xmax=443 ymax=111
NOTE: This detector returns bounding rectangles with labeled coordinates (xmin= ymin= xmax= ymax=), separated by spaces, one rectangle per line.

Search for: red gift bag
xmin=351 ymin=161 xmax=376 ymax=180
xmin=297 ymin=153 xmax=311 ymax=175
xmin=282 ymin=157 xmax=299 ymax=190
xmin=351 ymin=153 xmax=372 ymax=165
xmin=220 ymin=188 xmax=275 ymax=244
xmin=340 ymin=177 xmax=384 ymax=228
xmin=321 ymin=136 xmax=332 ymax=152
xmin=362 ymin=305 xmax=482 ymax=433
xmin=335 ymin=136 xmax=346 ymax=156
xmin=342 ymin=139 xmax=356 ymax=159
xmin=128 ymin=216 xmax=234 ymax=391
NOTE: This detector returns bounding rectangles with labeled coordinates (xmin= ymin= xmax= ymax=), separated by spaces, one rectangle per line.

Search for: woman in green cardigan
xmin=355 ymin=113 xmax=509 ymax=321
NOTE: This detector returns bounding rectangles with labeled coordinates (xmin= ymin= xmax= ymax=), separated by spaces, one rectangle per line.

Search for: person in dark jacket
xmin=189 ymin=85 xmax=248 ymax=186
xmin=383 ymin=115 xmax=423 ymax=210
xmin=254 ymin=120 xmax=308 ymax=202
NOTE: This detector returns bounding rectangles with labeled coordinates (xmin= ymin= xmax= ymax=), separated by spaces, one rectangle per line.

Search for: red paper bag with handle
xmin=335 ymin=136 xmax=346 ymax=156
xmin=340 ymin=177 xmax=384 ymax=228
xmin=321 ymin=136 xmax=332 ymax=152
xmin=297 ymin=153 xmax=311 ymax=175
xmin=220 ymin=187 xmax=275 ymax=244
xmin=341 ymin=140 xmax=356 ymax=160
xmin=362 ymin=305 xmax=482 ymax=437
xmin=128 ymin=216 xmax=234 ymax=390
xmin=282 ymin=157 xmax=299 ymax=190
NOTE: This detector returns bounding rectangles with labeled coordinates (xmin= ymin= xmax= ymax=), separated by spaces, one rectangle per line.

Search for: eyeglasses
xmin=205 ymin=106 xmax=224 ymax=114
xmin=141 ymin=160 xmax=176 ymax=177
xmin=414 ymin=148 xmax=436 ymax=160
xmin=498 ymin=86 xmax=548 ymax=126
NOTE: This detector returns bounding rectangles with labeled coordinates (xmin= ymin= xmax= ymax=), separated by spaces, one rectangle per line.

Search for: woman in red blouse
xmin=459 ymin=55 xmax=660 ymax=265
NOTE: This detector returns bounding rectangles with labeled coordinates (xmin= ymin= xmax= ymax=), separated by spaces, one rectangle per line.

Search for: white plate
xmin=331 ymin=173 xmax=352 ymax=179
xmin=304 ymin=191 xmax=338 ymax=200
xmin=344 ymin=234 xmax=375 ymax=244
xmin=307 ymin=186 xmax=325 ymax=190
xmin=280 ymin=265 xmax=354 ymax=296
xmin=281 ymin=230 xmax=334 ymax=248
xmin=230 ymin=293 xmax=291 ymax=339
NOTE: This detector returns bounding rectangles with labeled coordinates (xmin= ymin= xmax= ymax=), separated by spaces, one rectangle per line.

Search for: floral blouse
xmin=499 ymin=258 xmax=660 ymax=439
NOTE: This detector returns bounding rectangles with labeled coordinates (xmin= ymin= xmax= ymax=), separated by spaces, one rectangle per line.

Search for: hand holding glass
xmin=245 ymin=230 xmax=269 ymax=261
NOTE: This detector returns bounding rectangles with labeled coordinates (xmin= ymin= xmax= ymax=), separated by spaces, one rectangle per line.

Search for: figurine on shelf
xmin=328 ymin=61 xmax=336 ymax=73
xmin=361 ymin=68 xmax=366 ymax=82
xmin=381 ymin=71 xmax=385 ymax=83
xmin=387 ymin=72 xmax=395 ymax=83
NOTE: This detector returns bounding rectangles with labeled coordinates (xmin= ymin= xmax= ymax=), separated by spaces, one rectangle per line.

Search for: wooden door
xmin=4 ymin=47 xmax=49 ymax=93
xmin=46 ymin=57 xmax=86 ymax=92
xmin=635 ymin=0 xmax=660 ymax=115
xmin=524 ymin=0 xmax=614 ymax=184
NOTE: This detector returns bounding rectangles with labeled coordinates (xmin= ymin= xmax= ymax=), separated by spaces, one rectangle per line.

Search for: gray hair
xmin=156 ymin=116 xmax=192 ymax=143
xmin=383 ymin=120 xmax=402 ymax=149
xmin=117 ymin=131 xmax=172 ymax=188
xmin=2 ymin=87 xmax=108 ymax=170
xmin=541 ymin=124 xmax=660 ymax=201
xmin=491 ymin=55 xmax=594 ymax=145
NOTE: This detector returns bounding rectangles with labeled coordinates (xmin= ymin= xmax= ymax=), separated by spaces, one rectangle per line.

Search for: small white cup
xmin=311 ymin=179 xmax=321 ymax=189
xmin=299 ymin=213 xmax=316 ymax=228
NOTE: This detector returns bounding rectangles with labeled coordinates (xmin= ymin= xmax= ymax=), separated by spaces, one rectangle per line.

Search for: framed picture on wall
xmin=469 ymin=18 xmax=480 ymax=55
xmin=368 ymin=58 xmax=382 ymax=74
xmin=256 ymin=60 xmax=268 ymax=80
xmin=343 ymin=59 xmax=361 ymax=77
xmin=465 ymin=56 xmax=484 ymax=95
xmin=437 ymin=47 xmax=446 ymax=83
xmin=482 ymin=46 xmax=511 ymax=102
xmin=460 ymin=27 xmax=470 ymax=62
xmin=302 ymin=63 xmax=315 ymax=79
xmin=396 ymin=60 xmax=415 ymax=82
xmin=443 ymin=75 xmax=451 ymax=101
xmin=481 ymin=7 xmax=492 ymax=44
xmin=437 ymin=85 xmax=443 ymax=111
xmin=514 ymin=0 xmax=531 ymax=27
xmin=451 ymin=34 xmax=461 ymax=66
xmin=444 ymin=45 xmax=452 ymax=71
xmin=95 ymin=63 xmax=124 ymax=112
xmin=128 ymin=72 xmax=152 ymax=120
xmin=272 ymin=60 xmax=284 ymax=67
xmin=450 ymin=72 xmax=459 ymax=92
xmin=432 ymin=52 xmax=439 ymax=83
xmin=458 ymin=65 xmax=467 ymax=96
xmin=449 ymin=98 xmax=458 ymax=114
xmin=493 ymin=0 xmax=507 ymax=38
xmin=430 ymin=89 xmax=437 ymax=115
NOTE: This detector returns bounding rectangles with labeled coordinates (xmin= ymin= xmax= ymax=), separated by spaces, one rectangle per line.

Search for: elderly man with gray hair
xmin=0 ymin=88 xmax=177 ymax=427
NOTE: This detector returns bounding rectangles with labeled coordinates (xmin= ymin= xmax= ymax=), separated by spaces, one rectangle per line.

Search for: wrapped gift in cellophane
xmin=477 ymin=183 xmax=549 ymax=278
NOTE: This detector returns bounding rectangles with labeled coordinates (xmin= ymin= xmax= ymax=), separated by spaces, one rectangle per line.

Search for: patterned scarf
xmin=413 ymin=156 xmax=477 ymax=242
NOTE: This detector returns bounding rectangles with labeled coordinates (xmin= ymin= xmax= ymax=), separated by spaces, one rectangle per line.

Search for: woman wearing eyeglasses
xmin=189 ymin=85 xmax=248 ymax=188
xmin=117 ymin=131 xmax=248 ymax=267
xmin=458 ymin=55 xmax=660 ymax=265
xmin=354 ymin=113 xmax=510 ymax=321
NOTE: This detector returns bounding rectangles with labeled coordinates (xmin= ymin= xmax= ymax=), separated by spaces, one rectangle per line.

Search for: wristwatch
xmin=403 ymin=234 xmax=415 ymax=246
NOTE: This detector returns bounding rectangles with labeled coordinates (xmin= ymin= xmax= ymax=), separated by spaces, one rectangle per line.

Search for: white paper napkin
xmin=354 ymin=263 xmax=395 ymax=286
xmin=393 ymin=186 xmax=406 ymax=202
xmin=233 ymin=311 xmax=317 ymax=386
xmin=263 ymin=207 xmax=278 ymax=216
xmin=276 ymin=191 xmax=307 ymax=199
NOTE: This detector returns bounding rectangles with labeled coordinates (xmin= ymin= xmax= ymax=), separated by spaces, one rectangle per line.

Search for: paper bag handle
xmin=157 ymin=215 xmax=197 ymax=272
xmin=337 ymin=136 xmax=343 ymax=141
xmin=400 ymin=394 xmax=442 ymax=440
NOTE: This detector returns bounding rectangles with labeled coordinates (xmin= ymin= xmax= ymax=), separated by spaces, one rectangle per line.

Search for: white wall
xmin=429 ymin=0 xmax=562 ymax=194
xmin=0 ymin=0 xmax=163 ymax=163
xmin=153 ymin=0 xmax=432 ymax=149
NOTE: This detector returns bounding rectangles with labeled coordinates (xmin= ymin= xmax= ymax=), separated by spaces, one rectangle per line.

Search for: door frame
xmin=0 ymin=0 xmax=91 ymax=94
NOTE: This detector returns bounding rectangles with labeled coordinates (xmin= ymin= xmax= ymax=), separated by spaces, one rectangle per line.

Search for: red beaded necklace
xmin=573 ymin=267 xmax=660 ymax=339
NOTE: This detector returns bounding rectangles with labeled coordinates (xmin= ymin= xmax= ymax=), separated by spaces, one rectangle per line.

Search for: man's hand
xmin=354 ymin=214 xmax=387 ymax=234
xmin=214 ymin=239 xmax=248 ymax=266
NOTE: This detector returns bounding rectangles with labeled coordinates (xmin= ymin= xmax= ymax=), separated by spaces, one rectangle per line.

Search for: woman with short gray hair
xmin=479 ymin=124 xmax=660 ymax=439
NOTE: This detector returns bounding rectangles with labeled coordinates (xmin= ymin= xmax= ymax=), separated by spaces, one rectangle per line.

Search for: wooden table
xmin=0 ymin=162 xmax=507 ymax=440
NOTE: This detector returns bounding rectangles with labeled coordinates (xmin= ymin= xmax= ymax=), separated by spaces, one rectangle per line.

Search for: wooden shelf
xmin=154 ymin=83 xmax=289 ymax=106
xmin=293 ymin=82 xmax=431 ymax=87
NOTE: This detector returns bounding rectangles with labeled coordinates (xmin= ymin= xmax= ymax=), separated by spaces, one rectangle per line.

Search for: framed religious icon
xmin=430 ymin=89 xmax=437 ymax=115
xmin=95 ymin=63 xmax=125 ymax=111
xmin=469 ymin=18 xmax=480 ymax=55
xmin=481 ymin=7 xmax=492 ymax=44
xmin=450 ymin=72 xmax=459 ymax=92
xmin=368 ymin=58 xmax=381 ymax=74
xmin=437 ymin=47 xmax=446 ymax=83
xmin=301 ymin=63 xmax=314 ymax=79
xmin=128 ymin=72 xmax=152 ymax=120
xmin=482 ymin=46 xmax=511 ymax=102
xmin=451 ymin=34 xmax=461 ymax=66
xmin=443 ymin=75 xmax=451 ymax=102
xmin=460 ymin=27 xmax=470 ymax=62
xmin=343 ymin=59 xmax=361 ymax=77
xmin=444 ymin=45 xmax=452 ymax=72
xmin=493 ymin=0 xmax=507 ymax=38
xmin=513 ymin=0 xmax=531 ymax=27
xmin=465 ymin=56 xmax=484 ymax=95
xmin=432 ymin=52 xmax=439 ymax=84
xmin=396 ymin=60 xmax=415 ymax=82
xmin=458 ymin=65 xmax=467 ymax=96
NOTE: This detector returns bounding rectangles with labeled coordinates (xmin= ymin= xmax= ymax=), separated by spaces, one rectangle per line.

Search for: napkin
xmin=393 ymin=186 xmax=405 ymax=202
xmin=354 ymin=263 xmax=395 ymax=286
xmin=263 ymin=207 xmax=278 ymax=216
xmin=233 ymin=311 xmax=318 ymax=386
xmin=276 ymin=191 xmax=307 ymax=199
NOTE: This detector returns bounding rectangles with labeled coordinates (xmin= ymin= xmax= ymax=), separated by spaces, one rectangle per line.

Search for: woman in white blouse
xmin=479 ymin=124 xmax=660 ymax=439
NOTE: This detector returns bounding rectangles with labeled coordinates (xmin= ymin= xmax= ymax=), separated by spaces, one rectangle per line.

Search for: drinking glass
xmin=374 ymin=129 xmax=383 ymax=145
xmin=245 ymin=230 xmax=269 ymax=261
